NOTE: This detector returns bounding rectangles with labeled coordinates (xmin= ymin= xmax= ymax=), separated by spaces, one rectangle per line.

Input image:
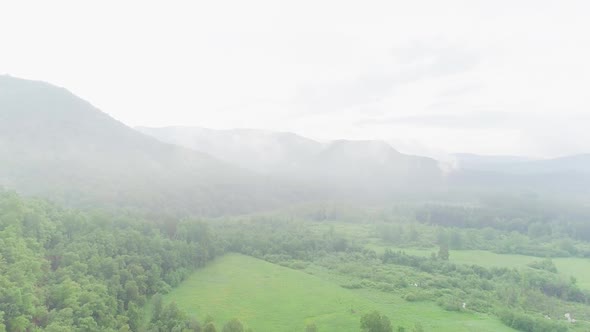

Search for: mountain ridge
xmin=0 ymin=75 xmax=297 ymax=215
xmin=4 ymin=75 xmax=590 ymax=214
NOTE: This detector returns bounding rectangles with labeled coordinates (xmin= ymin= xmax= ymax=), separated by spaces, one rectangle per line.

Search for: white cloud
xmin=1 ymin=0 xmax=589 ymax=157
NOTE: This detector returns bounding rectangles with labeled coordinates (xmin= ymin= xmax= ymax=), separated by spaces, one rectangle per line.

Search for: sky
xmin=1 ymin=0 xmax=590 ymax=158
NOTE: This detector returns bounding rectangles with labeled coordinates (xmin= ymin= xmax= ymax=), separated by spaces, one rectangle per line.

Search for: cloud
xmin=356 ymin=111 xmax=590 ymax=157
xmin=357 ymin=111 xmax=514 ymax=129
xmin=291 ymin=43 xmax=481 ymax=112
xmin=2 ymin=0 xmax=590 ymax=157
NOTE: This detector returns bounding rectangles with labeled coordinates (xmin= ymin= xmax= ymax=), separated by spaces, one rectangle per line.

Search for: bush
xmin=223 ymin=318 xmax=244 ymax=332
xmin=360 ymin=311 xmax=393 ymax=332
xmin=341 ymin=282 xmax=364 ymax=289
xmin=437 ymin=295 xmax=462 ymax=311
xmin=527 ymin=259 xmax=557 ymax=273
xmin=403 ymin=290 xmax=432 ymax=302
xmin=498 ymin=310 xmax=568 ymax=332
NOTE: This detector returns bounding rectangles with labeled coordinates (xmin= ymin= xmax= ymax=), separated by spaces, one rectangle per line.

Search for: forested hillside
xmin=0 ymin=76 xmax=307 ymax=216
xmin=0 ymin=75 xmax=450 ymax=216
xmin=0 ymin=190 xmax=217 ymax=331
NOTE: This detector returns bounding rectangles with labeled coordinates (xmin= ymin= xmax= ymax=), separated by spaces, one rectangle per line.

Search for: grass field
xmin=151 ymin=254 xmax=515 ymax=331
xmin=554 ymin=258 xmax=590 ymax=290
xmin=367 ymin=244 xmax=590 ymax=290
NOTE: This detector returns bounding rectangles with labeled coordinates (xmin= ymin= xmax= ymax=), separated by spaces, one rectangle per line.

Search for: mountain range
xmin=1 ymin=75 xmax=590 ymax=215
xmin=136 ymin=126 xmax=323 ymax=174
xmin=0 ymin=75 xmax=303 ymax=215
xmin=136 ymin=127 xmax=443 ymax=193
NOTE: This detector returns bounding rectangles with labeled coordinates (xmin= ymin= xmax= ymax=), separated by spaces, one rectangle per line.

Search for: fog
xmin=2 ymin=1 xmax=590 ymax=157
xmin=2 ymin=2 xmax=590 ymax=332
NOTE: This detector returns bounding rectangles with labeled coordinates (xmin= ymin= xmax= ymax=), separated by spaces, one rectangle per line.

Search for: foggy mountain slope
xmin=305 ymin=140 xmax=442 ymax=191
xmin=454 ymin=153 xmax=590 ymax=174
xmin=448 ymin=153 xmax=590 ymax=194
xmin=136 ymin=126 xmax=323 ymax=173
xmin=503 ymin=154 xmax=590 ymax=174
xmin=0 ymin=75 xmax=298 ymax=215
xmin=3 ymin=73 xmax=587 ymax=213
xmin=139 ymin=126 xmax=444 ymax=194
xmin=453 ymin=153 xmax=535 ymax=171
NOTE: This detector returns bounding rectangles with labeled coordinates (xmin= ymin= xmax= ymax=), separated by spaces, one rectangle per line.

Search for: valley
xmin=2 ymin=75 xmax=590 ymax=331
xmin=149 ymin=254 xmax=516 ymax=332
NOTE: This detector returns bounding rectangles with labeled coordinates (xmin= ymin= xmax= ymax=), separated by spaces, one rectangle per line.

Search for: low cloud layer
xmin=1 ymin=0 xmax=589 ymax=157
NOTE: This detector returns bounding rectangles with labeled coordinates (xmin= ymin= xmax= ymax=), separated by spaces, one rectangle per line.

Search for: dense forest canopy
xmin=0 ymin=190 xmax=219 ymax=331
xmin=3 ymin=189 xmax=590 ymax=331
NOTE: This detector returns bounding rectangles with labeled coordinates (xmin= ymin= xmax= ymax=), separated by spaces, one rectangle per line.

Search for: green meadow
xmin=151 ymin=254 xmax=515 ymax=332
xmin=553 ymin=258 xmax=590 ymax=290
xmin=368 ymin=245 xmax=590 ymax=290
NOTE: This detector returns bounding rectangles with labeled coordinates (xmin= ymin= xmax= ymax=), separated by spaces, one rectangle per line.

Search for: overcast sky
xmin=1 ymin=0 xmax=589 ymax=158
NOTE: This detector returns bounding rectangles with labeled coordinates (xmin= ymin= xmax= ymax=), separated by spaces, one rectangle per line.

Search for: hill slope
xmin=138 ymin=127 xmax=444 ymax=195
xmin=0 ymin=75 xmax=293 ymax=215
xmin=136 ymin=126 xmax=323 ymax=173
xmin=448 ymin=153 xmax=590 ymax=194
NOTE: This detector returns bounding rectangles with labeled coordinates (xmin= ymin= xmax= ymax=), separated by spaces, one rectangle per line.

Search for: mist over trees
xmin=2 ymin=75 xmax=590 ymax=331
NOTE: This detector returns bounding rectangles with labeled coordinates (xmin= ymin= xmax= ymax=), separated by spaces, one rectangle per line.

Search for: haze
xmin=5 ymin=2 xmax=590 ymax=332
xmin=2 ymin=0 xmax=590 ymax=158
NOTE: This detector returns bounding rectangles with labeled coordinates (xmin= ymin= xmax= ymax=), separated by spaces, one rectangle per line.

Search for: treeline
xmin=212 ymin=216 xmax=589 ymax=332
xmin=376 ymin=222 xmax=590 ymax=258
xmin=381 ymin=250 xmax=590 ymax=305
xmin=213 ymin=216 xmax=358 ymax=261
xmin=415 ymin=196 xmax=590 ymax=242
xmin=319 ymin=249 xmax=581 ymax=331
xmin=0 ymin=191 xmax=216 ymax=331
xmin=147 ymin=294 xmax=249 ymax=332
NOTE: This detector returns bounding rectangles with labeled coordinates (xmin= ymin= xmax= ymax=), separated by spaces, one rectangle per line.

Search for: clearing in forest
xmin=150 ymin=254 xmax=515 ymax=331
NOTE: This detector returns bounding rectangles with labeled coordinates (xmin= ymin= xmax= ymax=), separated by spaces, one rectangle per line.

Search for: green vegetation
xmin=3 ymin=76 xmax=590 ymax=331
xmin=208 ymin=213 xmax=590 ymax=331
xmin=3 ymin=190 xmax=590 ymax=331
xmin=152 ymin=254 xmax=515 ymax=332
xmin=0 ymin=191 xmax=216 ymax=331
xmin=554 ymin=259 xmax=590 ymax=290
xmin=368 ymin=247 xmax=590 ymax=291
xmin=360 ymin=310 xmax=392 ymax=332
xmin=0 ymin=59 xmax=590 ymax=332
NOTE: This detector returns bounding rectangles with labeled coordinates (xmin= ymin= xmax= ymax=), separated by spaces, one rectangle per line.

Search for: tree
xmin=449 ymin=230 xmax=463 ymax=249
xmin=360 ymin=311 xmax=392 ymax=332
xmin=0 ymin=311 xmax=5 ymax=332
xmin=126 ymin=302 xmax=142 ymax=332
xmin=187 ymin=318 xmax=202 ymax=332
xmin=160 ymin=302 xmax=186 ymax=331
xmin=204 ymin=322 xmax=217 ymax=332
xmin=204 ymin=315 xmax=215 ymax=325
xmin=412 ymin=323 xmax=424 ymax=332
xmin=151 ymin=293 xmax=164 ymax=322
xmin=223 ymin=318 xmax=244 ymax=332
xmin=8 ymin=315 xmax=29 ymax=332
xmin=438 ymin=243 xmax=449 ymax=261
xmin=306 ymin=323 xmax=318 ymax=332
